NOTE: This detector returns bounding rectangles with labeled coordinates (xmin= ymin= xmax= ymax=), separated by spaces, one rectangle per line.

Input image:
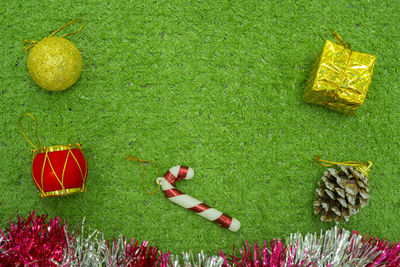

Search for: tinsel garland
xmin=0 ymin=211 xmax=399 ymax=266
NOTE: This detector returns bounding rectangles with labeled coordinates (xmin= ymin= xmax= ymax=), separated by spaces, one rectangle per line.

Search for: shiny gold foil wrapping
xmin=304 ymin=35 xmax=376 ymax=115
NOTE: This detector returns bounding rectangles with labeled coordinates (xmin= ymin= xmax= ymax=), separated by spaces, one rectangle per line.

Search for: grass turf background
xmin=1 ymin=0 xmax=399 ymax=255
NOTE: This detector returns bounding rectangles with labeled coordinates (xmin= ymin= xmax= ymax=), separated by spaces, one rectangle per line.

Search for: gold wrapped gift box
xmin=304 ymin=32 xmax=376 ymax=115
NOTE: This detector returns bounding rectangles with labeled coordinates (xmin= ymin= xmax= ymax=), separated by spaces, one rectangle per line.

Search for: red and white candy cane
xmin=156 ymin=166 xmax=241 ymax=232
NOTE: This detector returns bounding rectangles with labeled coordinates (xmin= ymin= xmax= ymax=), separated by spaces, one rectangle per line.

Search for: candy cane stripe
xmin=177 ymin=166 xmax=189 ymax=179
xmin=189 ymin=203 xmax=210 ymax=213
xmin=164 ymin=188 xmax=184 ymax=198
xmin=169 ymin=194 xmax=202 ymax=209
xmin=163 ymin=166 xmax=193 ymax=186
xmin=164 ymin=170 xmax=176 ymax=185
xmin=198 ymin=208 xmax=223 ymax=221
xmin=214 ymin=214 xmax=233 ymax=228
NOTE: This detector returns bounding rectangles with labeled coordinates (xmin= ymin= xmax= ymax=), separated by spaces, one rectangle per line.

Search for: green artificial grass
xmin=1 ymin=0 xmax=399 ymax=255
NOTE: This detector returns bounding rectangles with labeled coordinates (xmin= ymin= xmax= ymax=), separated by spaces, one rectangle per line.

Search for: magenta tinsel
xmin=115 ymin=238 xmax=166 ymax=266
xmin=220 ymin=239 xmax=287 ymax=266
xmin=356 ymin=232 xmax=400 ymax=267
xmin=0 ymin=211 xmax=73 ymax=266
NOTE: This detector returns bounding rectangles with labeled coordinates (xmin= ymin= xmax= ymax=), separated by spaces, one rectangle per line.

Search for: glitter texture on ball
xmin=27 ymin=36 xmax=82 ymax=91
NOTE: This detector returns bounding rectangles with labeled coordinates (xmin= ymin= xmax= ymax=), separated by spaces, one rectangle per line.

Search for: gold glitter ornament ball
xmin=27 ymin=36 xmax=82 ymax=91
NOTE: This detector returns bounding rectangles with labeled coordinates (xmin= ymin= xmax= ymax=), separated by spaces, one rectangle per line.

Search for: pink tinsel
xmin=0 ymin=211 xmax=73 ymax=266
xmin=220 ymin=239 xmax=287 ymax=266
xmin=116 ymin=237 xmax=166 ymax=266
xmin=356 ymin=232 xmax=400 ymax=267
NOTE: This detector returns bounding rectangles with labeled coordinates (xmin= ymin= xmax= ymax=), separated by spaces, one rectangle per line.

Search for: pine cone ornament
xmin=313 ymin=158 xmax=372 ymax=224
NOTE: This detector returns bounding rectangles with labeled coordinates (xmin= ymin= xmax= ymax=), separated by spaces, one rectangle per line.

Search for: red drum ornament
xmin=19 ymin=113 xmax=88 ymax=198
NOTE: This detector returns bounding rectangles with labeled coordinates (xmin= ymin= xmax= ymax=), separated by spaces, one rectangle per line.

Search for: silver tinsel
xmin=57 ymin=225 xmax=388 ymax=266
xmin=59 ymin=218 xmax=111 ymax=266
xmin=169 ymin=251 xmax=225 ymax=267
xmin=286 ymin=227 xmax=382 ymax=266
xmin=0 ymin=235 xmax=3 ymax=255
xmin=59 ymin=218 xmax=157 ymax=266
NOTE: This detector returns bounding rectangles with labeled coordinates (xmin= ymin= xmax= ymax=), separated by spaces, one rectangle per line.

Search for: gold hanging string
xmin=330 ymin=30 xmax=351 ymax=49
xmin=314 ymin=155 xmax=373 ymax=177
xmin=126 ymin=156 xmax=161 ymax=194
xmin=19 ymin=113 xmax=43 ymax=151
xmin=23 ymin=18 xmax=84 ymax=51
xmin=314 ymin=155 xmax=365 ymax=167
